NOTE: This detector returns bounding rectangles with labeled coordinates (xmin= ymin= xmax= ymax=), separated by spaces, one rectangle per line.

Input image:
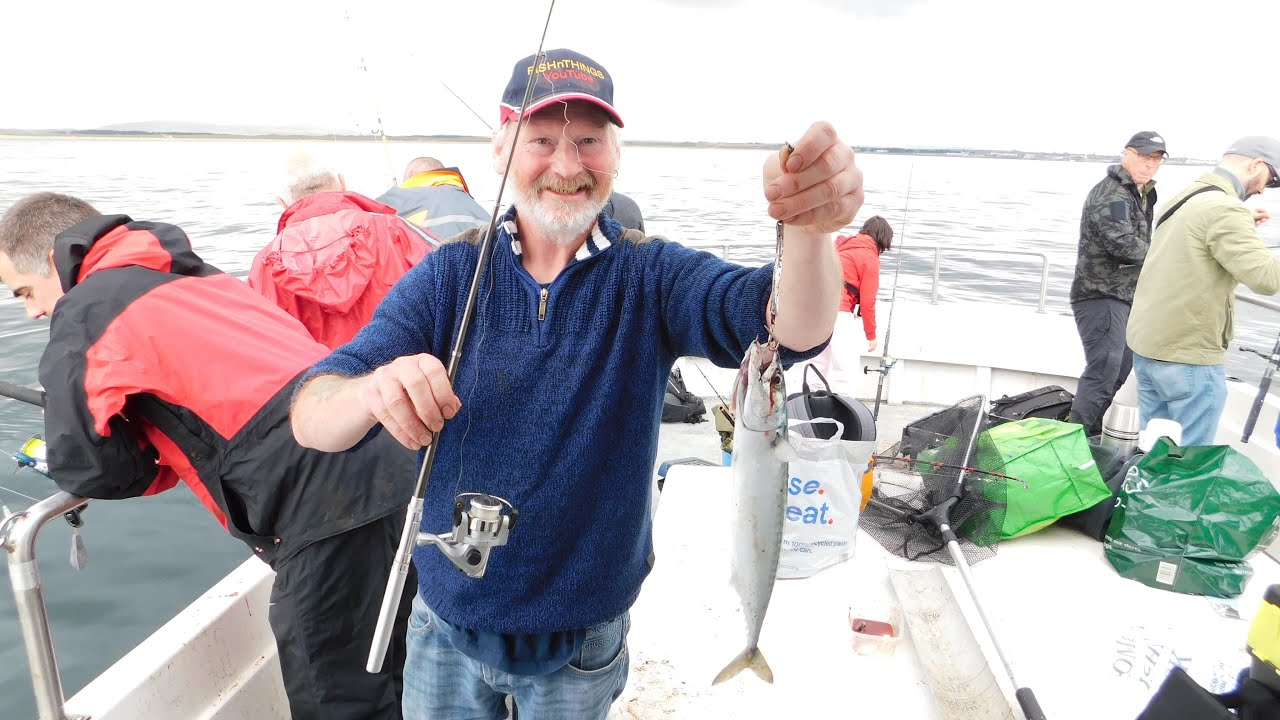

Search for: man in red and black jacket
xmin=0 ymin=192 xmax=417 ymax=720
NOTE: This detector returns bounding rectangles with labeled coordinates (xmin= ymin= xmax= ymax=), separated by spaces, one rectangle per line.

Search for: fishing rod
xmin=366 ymin=0 xmax=558 ymax=674
xmin=864 ymin=166 xmax=913 ymax=421
xmin=693 ymin=363 xmax=733 ymax=419
xmin=872 ymin=453 xmax=1021 ymax=484
xmin=343 ymin=10 xmax=398 ymax=186
xmin=866 ymin=395 xmax=1046 ymax=720
xmin=1239 ymin=330 xmax=1280 ymax=443
xmin=440 ymin=79 xmax=493 ymax=133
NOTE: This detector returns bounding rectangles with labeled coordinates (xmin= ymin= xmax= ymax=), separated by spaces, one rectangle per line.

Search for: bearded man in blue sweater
xmin=291 ymin=48 xmax=863 ymax=720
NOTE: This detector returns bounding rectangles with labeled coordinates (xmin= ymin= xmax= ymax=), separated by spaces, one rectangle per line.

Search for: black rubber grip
xmin=1016 ymin=687 xmax=1047 ymax=720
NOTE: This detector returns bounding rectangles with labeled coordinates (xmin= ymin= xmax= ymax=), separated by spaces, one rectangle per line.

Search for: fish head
xmin=732 ymin=341 xmax=787 ymax=431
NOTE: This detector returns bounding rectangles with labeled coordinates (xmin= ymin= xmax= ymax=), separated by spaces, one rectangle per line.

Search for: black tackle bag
xmin=987 ymin=385 xmax=1074 ymax=428
xmin=1138 ymin=667 xmax=1280 ymax=719
xmin=662 ymin=367 xmax=706 ymax=424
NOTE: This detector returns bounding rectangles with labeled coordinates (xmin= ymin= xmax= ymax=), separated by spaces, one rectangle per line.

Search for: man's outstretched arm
xmin=292 ymin=354 xmax=460 ymax=452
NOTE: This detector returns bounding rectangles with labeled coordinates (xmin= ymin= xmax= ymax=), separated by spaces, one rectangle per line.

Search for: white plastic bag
xmin=777 ymin=418 xmax=876 ymax=579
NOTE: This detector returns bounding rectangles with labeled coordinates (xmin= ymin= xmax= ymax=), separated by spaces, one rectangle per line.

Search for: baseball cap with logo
xmin=1125 ymin=131 xmax=1167 ymax=156
xmin=499 ymin=49 xmax=623 ymax=128
xmin=1225 ymin=136 xmax=1280 ymax=188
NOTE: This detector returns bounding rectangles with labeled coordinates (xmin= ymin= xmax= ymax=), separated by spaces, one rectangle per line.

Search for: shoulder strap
xmin=450 ymin=226 xmax=485 ymax=246
xmin=620 ymin=228 xmax=654 ymax=245
xmin=1156 ymin=185 xmax=1227 ymax=228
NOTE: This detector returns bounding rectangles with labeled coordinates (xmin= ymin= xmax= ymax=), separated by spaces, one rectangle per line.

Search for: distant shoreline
xmin=0 ymin=131 xmax=1216 ymax=165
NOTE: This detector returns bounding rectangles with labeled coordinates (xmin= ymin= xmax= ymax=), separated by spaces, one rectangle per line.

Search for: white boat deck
xmin=57 ymin=397 xmax=1280 ymax=720
xmin=39 ymin=298 xmax=1280 ymax=719
xmin=617 ymin=463 xmax=1279 ymax=719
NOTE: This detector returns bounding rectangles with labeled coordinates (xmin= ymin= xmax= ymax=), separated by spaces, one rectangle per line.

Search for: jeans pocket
xmin=566 ymin=613 xmax=628 ymax=676
xmin=1146 ymin=360 xmax=1195 ymax=402
xmin=406 ymin=594 xmax=437 ymax=638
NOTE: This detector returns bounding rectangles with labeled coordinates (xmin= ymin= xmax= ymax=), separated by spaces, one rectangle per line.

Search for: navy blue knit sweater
xmin=307 ymin=210 xmax=817 ymax=634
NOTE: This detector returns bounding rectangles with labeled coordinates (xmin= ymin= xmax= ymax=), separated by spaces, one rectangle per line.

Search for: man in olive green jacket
xmin=1127 ymin=136 xmax=1280 ymax=446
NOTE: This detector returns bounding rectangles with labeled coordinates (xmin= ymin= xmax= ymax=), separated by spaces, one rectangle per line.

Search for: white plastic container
xmin=889 ymin=564 xmax=1015 ymax=720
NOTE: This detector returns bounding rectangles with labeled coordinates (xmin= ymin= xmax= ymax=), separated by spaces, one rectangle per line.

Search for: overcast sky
xmin=3 ymin=0 xmax=1276 ymax=159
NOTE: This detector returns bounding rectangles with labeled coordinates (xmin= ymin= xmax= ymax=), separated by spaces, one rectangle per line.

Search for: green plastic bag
xmin=919 ymin=418 xmax=1112 ymax=541
xmin=982 ymin=418 xmax=1112 ymax=539
xmin=1104 ymin=438 xmax=1280 ymax=598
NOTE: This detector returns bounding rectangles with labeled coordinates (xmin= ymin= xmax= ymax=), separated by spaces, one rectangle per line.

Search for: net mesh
xmin=861 ymin=395 xmax=1010 ymax=565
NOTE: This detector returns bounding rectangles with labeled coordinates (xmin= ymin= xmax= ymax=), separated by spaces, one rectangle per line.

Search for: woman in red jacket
xmin=810 ymin=215 xmax=893 ymax=393
xmin=836 ymin=215 xmax=893 ymax=351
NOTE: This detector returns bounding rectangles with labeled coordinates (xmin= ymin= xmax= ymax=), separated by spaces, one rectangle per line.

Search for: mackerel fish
xmin=713 ymin=339 xmax=788 ymax=685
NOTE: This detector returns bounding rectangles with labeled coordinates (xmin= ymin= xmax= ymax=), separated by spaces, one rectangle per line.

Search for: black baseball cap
xmin=1125 ymin=131 xmax=1167 ymax=156
xmin=499 ymin=49 xmax=623 ymax=128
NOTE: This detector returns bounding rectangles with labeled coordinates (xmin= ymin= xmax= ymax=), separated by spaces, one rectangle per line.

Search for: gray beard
xmin=513 ymin=185 xmax=609 ymax=246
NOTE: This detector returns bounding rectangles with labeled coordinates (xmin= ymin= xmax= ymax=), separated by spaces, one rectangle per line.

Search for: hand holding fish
xmin=358 ymin=353 xmax=461 ymax=449
xmin=763 ymin=121 xmax=864 ymax=234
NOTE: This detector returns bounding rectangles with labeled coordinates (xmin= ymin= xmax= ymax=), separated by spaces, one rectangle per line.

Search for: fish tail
xmin=712 ymin=647 xmax=774 ymax=685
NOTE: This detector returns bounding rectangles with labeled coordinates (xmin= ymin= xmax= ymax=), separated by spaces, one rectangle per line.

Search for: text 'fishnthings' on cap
xmin=499 ymin=49 xmax=623 ymax=128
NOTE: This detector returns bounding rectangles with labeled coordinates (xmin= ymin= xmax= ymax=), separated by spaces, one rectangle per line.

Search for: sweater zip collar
xmin=502 ymin=207 xmax=619 ymax=263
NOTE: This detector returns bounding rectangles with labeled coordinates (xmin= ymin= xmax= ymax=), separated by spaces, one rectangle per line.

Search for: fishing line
xmin=866 ymin=165 xmax=913 ymax=420
xmin=440 ymin=79 xmax=494 ymax=133
xmin=0 ymin=484 xmax=39 ymax=503
xmin=694 ymin=363 xmax=733 ymax=421
xmin=453 ymin=226 xmax=499 ymax=497
xmin=367 ymin=0 xmax=560 ymax=674
xmin=0 ymin=452 xmax=42 ymax=502
xmin=455 ymin=74 xmax=623 ymax=488
xmin=557 ymin=98 xmax=619 ymax=181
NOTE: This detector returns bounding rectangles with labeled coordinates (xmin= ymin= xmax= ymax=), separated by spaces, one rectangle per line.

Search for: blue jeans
xmin=402 ymin=594 xmax=630 ymax=720
xmin=1132 ymin=353 xmax=1227 ymax=447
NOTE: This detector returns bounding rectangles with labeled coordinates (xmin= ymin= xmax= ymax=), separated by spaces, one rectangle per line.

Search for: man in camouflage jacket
xmin=1068 ymin=131 xmax=1167 ymax=436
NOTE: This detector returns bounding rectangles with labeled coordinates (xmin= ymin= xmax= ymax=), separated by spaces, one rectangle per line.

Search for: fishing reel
xmin=864 ymin=356 xmax=898 ymax=377
xmin=417 ymin=493 xmax=518 ymax=578
xmin=10 ymin=435 xmax=49 ymax=476
xmin=0 ymin=434 xmax=90 ymax=569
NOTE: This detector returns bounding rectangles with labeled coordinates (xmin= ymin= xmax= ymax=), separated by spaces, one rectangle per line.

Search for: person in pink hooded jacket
xmin=808 ymin=215 xmax=893 ymax=394
xmin=249 ymin=167 xmax=437 ymax=349
xmin=834 ymin=215 xmax=892 ymax=349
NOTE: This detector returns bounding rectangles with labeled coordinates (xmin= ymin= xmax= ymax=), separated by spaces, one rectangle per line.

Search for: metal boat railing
xmin=906 ymin=246 xmax=1050 ymax=313
xmin=684 ymin=242 xmax=1052 ymax=312
xmin=2 ymin=491 xmax=90 ymax=720
xmin=1237 ymin=291 xmax=1280 ymax=315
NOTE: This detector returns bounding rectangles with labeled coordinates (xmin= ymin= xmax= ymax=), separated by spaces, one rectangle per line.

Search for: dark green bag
xmin=1104 ymin=438 xmax=1280 ymax=597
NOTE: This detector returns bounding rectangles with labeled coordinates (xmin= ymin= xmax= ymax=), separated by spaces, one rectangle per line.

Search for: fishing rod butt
xmin=366 ymin=499 xmax=424 ymax=674
xmin=1016 ymin=688 xmax=1047 ymax=720
xmin=0 ymin=379 xmax=46 ymax=408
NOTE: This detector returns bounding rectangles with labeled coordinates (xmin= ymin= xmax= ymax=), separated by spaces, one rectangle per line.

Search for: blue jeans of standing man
xmin=1132 ymin=353 xmax=1227 ymax=447
xmin=402 ymin=594 xmax=630 ymax=720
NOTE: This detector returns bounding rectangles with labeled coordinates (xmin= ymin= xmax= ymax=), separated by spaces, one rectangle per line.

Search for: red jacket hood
xmin=54 ymin=215 xmax=211 ymax=292
xmin=836 ymin=232 xmax=878 ymax=254
xmin=275 ymin=191 xmax=399 ymax=234
xmin=250 ymin=193 xmax=429 ymax=347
